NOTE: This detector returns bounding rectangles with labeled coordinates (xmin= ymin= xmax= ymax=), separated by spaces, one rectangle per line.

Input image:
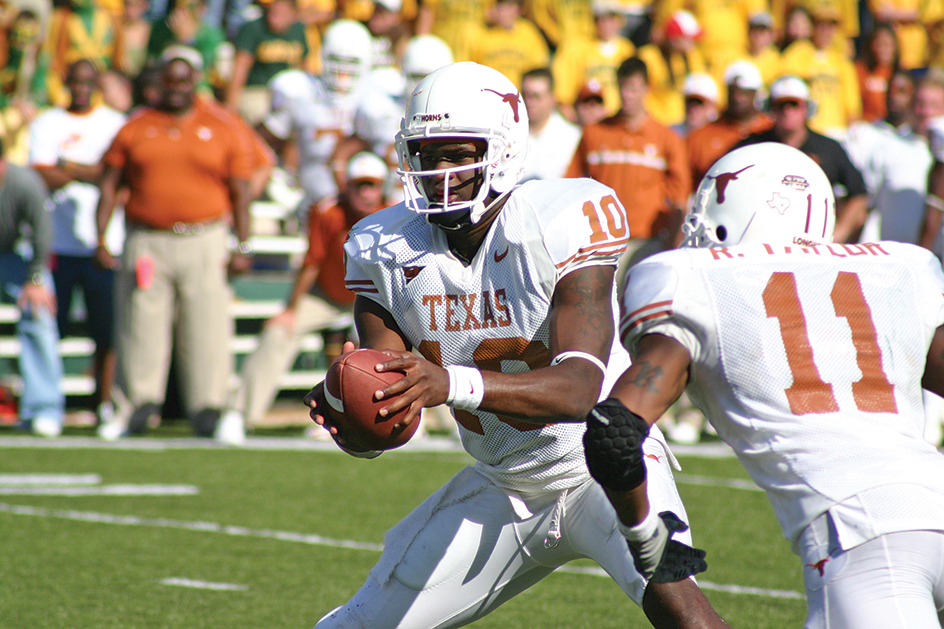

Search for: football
xmin=323 ymin=348 xmax=418 ymax=451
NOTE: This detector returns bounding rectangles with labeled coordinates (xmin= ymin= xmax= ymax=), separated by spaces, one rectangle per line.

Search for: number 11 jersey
xmin=622 ymin=241 xmax=944 ymax=551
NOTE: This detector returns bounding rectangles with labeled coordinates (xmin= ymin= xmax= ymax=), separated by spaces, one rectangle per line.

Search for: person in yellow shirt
xmin=712 ymin=11 xmax=781 ymax=91
xmin=524 ymin=0 xmax=595 ymax=49
xmin=552 ymin=0 xmax=635 ymax=120
xmin=781 ymin=5 xmax=861 ymax=137
xmin=415 ymin=0 xmax=490 ymax=62
xmin=468 ymin=0 xmax=550 ymax=87
xmin=637 ymin=10 xmax=707 ymax=126
xmin=654 ymin=0 xmax=766 ymax=70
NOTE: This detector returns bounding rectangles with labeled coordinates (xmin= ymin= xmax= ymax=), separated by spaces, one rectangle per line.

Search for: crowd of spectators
xmin=5 ymin=0 xmax=944 ymax=443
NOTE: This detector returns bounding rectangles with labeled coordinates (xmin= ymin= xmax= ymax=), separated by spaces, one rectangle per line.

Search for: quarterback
xmin=587 ymin=142 xmax=944 ymax=628
xmin=305 ymin=63 xmax=727 ymax=628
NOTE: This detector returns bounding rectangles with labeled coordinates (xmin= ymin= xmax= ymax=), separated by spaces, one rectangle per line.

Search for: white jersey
xmin=352 ymin=71 xmax=404 ymax=199
xmin=264 ymin=71 xmax=366 ymax=204
xmin=345 ymin=178 xmax=631 ymax=492
xmin=28 ymin=105 xmax=126 ymax=256
xmin=622 ymin=241 xmax=944 ymax=552
xmin=842 ymin=120 xmax=932 ymax=244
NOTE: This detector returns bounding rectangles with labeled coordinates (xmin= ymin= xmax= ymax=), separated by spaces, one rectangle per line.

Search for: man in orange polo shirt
xmin=94 ymin=46 xmax=253 ymax=440
xmin=566 ymin=56 xmax=690 ymax=276
xmin=218 ymin=152 xmax=390 ymax=444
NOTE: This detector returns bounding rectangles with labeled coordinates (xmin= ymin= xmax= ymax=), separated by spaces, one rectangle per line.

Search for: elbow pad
xmin=583 ymin=398 xmax=651 ymax=491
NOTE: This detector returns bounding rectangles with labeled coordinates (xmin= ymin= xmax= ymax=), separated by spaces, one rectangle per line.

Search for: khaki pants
xmin=234 ymin=293 xmax=352 ymax=425
xmin=115 ymin=223 xmax=232 ymax=417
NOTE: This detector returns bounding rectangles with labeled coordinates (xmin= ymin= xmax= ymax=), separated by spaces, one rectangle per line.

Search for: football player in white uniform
xmin=304 ymin=62 xmax=727 ymax=629
xmin=588 ymin=142 xmax=944 ymax=629
xmin=333 ymin=34 xmax=456 ymax=200
xmin=260 ymin=20 xmax=373 ymax=209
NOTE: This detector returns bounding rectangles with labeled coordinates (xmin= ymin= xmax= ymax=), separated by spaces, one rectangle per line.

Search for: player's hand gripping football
xmin=368 ymin=350 xmax=451 ymax=429
xmin=626 ymin=511 xmax=708 ymax=583
xmin=304 ymin=342 xmax=380 ymax=457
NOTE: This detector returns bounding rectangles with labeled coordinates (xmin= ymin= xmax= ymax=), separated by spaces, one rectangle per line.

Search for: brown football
xmin=323 ymin=348 xmax=418 ymax=451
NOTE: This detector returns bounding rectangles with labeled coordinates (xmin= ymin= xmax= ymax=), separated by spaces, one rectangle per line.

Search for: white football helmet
xmin=321 ymin=20 xmax=372 ymax=95
xmin=683 ymin=142 xmax=835 ymax=247
xmin=401 ymin=35 xmax=454 ymax=97
xmin=395 ymin=62 xmax=529 ymax=222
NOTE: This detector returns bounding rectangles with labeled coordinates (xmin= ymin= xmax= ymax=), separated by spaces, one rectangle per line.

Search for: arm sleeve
xmin=20 ymin=171 xmax=52 ymax=277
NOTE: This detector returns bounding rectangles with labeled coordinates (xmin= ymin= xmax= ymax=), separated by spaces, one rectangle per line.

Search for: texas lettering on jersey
xmin=422 ymin=290 xmax=512 ymax=331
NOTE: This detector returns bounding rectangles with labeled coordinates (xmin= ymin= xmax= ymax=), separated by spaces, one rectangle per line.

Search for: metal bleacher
xmin=0 ymin=190 xmax=330 ymax=412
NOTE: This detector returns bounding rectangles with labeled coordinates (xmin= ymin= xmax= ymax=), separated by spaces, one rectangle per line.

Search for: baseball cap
xmin=347 ymin=151 xmax=388 ymax=183
xmin=748 ymin=11 xmax=774 ymax=29
xmin=373 ymin=0 xmax=402 ymax=12
xmin=576 ymin=79 xmax=605 ymax=104
xmin=591 ymin=0 xmax=624 ymax=16
xmin=682 ymin=73 xmax=719 ymax=103
xmin=770 ymin=75 xmax=810 ymax=102
xmin=160 ymin=45 xmax=203 ymax=72
xmin=664 ymin=10 xmax=702 ymax=39
xmin=723 ymin=60 xmax=763 ymax=90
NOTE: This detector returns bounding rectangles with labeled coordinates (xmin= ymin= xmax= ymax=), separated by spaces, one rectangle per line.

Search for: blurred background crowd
xmin=6 ymin=0 xmax=944 ymax=445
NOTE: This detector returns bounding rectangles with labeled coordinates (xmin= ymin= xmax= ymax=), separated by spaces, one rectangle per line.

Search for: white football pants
xmin=314 ymin=435 xmax=689 ymax=629
xmin=802 ymin=529 xmax=944 ymax=629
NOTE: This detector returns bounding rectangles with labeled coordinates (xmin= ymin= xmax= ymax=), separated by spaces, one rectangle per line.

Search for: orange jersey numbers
xmin=764 ymin=271 xmax=896 ymax=415
xmin=581 ymin=194 xmax=626 ymax=243
xmin=418 ymin=337 xmax=550 ymax=433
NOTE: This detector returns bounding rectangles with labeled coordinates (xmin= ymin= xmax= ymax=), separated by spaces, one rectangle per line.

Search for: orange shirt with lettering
xmin=567 ymin=115 xmax=690 ymax=239
xmin=103 ymin=98 xmax=253 ymax=228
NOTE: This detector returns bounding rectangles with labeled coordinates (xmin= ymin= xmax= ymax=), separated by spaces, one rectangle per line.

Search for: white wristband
xmin=618 ymin=508 xmax=660 ymax=542
xmin=928 ymin=194 xmax=944 ymax=213
xmin=551 ymin=350 xmax=607 ymax=374
xmin=445 ymin=365 xmax=485 ymax=411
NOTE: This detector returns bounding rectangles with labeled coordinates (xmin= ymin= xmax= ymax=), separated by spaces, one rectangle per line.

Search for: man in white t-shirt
xmin=29 ymin=59 xmax=127 ymax=434
xmin=520 ymin=67 xmax=581 ymax=181
xmin=588 ymin=142 xmax=944 ymax=629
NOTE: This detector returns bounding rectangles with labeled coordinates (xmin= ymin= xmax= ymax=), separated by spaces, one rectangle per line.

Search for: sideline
xmin=0 ymin=502 xmax=802 ymax=600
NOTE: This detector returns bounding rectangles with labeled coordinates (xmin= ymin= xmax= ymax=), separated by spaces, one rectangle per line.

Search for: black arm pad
xmin=583 ymin=397 xmax=651 ymax=491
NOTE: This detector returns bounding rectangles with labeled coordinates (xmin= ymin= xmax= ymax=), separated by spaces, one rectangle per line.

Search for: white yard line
xmin=159 ymin=577 xmax=248 ymax=591
xmin=0 ymin=484 xmax=199 ymax=496
xmin=0 ymin=473 xmax=101 ymax=485
xmin=0 ymin=502 xmax=802 ymax=600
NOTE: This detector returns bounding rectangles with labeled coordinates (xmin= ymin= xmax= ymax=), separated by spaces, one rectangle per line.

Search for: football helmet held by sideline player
xmin=682 ymin=142 xmax=836 ymax=248
xmin=395 ymin=62 xmax=529 ymax=224
xmin=321 ymin=20 xmax=372 ymax=95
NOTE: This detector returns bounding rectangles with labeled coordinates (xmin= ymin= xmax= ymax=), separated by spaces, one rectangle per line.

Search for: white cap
xmin=161 ymin=45 xmax=203 ymax=72
xmin=347 ymin=151 xmax=388 ymax=182
xmin=374 ymin=0 xmax=402 ymax=12
xmin=770 ymin=75 xmax=810 ymax=102
xmin=723 ymin=60 xmax=763 ymax=90
xmin=682 ymin=73 xmax=719 ymax=103
xmin=592 ymin=0 xmax=625 ymax=16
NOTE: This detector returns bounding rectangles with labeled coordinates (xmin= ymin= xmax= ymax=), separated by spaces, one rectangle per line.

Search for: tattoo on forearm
xmin=630 ymin=361 xmax=663 ymax=393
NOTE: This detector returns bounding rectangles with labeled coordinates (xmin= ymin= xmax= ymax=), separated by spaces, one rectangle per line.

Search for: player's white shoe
xmin=32 ymin=416 xmax=62 ymax=438
xmin=215 ymin=410 xmax=246 ymax=446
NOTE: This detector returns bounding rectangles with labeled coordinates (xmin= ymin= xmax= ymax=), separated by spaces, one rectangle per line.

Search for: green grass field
xmin=0 ymin=429 xmax=806 ymax=628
